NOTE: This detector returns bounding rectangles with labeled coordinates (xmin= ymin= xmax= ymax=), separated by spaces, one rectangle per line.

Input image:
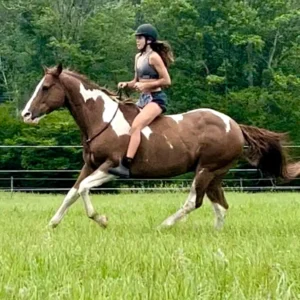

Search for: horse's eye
xmin=42 ymin=86 xmax=49 ymax=91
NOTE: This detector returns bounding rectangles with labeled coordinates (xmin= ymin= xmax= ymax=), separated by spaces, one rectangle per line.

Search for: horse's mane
xmin=47 ymin=67 xmax=135 ymax=104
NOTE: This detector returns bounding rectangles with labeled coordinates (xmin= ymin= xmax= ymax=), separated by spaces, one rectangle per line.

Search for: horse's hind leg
xmin=160 ymin=168 xmax=214 ymax=228
xmin=49 ymin=163 xmax=93 ymax=228
xmin=206 ymin=176 xmax=229 ymax=230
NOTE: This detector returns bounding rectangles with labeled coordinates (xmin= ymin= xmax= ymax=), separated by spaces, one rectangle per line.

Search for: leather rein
xmin=85 ymin=88 xmax=129 ymax=144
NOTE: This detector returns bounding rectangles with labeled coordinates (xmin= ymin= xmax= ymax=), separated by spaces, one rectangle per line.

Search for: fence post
xmin=10 ymin=176 xmax=14 ymax=196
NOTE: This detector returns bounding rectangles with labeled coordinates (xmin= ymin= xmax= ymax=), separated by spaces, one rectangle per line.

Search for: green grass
xmin=0 ymin=192 xmax=300 ymax=299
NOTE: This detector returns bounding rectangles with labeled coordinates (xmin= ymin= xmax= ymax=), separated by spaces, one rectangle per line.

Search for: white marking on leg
xmin=167 ymin=114 xmax=183 ymax=123
xmin=185 ymin=108 xmax=231 ymax=132
xmin=211 ymin=202 xmax=227 ymax=230
xmin=141 ymin=126 xmax=152 ymax=139
xmin=161 ymin=180 xmax=196 ymax=227
xmin=78 ymin=171 xmax=115 ymax=224
xmin=49 ymin=187 xmax=79 ymax=227
xmin=22 ymin=77 xmax=45 ymax=118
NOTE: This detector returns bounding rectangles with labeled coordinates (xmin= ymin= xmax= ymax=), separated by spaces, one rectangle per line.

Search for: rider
xmin=108 ymin=23 xmax=174 ymax=178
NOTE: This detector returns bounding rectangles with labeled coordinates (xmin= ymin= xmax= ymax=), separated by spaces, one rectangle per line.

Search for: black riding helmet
xmin=135 ymin=24 xmax=158 ymax=41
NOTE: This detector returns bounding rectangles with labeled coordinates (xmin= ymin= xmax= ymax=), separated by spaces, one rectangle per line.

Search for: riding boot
xmin=108 ymin=157 xmax=133 ymax=178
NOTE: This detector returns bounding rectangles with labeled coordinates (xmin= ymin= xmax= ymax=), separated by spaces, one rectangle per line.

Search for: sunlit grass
xmin=0 ymin=192 xmax=299 ymax=299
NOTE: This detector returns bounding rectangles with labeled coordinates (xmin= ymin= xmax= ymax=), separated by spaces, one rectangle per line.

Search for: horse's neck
xmin=61 ymin=74 xmax=118 ymax=138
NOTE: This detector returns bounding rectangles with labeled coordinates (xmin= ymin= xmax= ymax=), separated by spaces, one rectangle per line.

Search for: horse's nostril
xmin=23 ymin=112 xmax=31 ymax=118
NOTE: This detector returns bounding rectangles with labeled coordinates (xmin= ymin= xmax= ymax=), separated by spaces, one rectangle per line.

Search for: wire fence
xmin=0 ymin=145 xmax=300 ymax=192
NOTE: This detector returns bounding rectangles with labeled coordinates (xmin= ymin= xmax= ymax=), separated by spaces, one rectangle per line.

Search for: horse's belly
xmin=132 ymin=133 xmax=196 ymax=178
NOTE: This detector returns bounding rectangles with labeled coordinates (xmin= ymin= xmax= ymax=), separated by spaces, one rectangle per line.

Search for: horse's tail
xmin=239 ymin=124 xmax=300 ymax=180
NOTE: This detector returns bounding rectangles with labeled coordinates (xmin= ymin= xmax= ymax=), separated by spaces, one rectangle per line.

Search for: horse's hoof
xmin=157 ymin=221 xmax=173 ymax=230
xmin=214 ymin=222 xmax=224 ymax=231
xmin=97 ymin=215 xmax=108 ymax=228
xmin=48 ymin=222 xmax=58 ymax=229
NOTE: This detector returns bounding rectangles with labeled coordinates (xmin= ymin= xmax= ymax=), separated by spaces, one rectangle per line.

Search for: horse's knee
xmin=78 ymin=182 xmax=89 ymax=196
xmin=183 ymin=198 xmax=196 ymax=212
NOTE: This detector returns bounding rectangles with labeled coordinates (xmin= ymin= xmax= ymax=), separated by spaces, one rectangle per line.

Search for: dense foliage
xmin=0 ymin=0 xmax=299 ymax=187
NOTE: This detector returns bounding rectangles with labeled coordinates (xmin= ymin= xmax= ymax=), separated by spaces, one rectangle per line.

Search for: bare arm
xmin=126 ymin=76 xmax=138 ymax=89
xmin=119 ymin=54 xmax=139 ymax=89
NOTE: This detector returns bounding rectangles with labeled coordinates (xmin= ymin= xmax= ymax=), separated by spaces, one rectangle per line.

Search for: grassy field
xmin=0 ymin=191 xmax=300 ymax=299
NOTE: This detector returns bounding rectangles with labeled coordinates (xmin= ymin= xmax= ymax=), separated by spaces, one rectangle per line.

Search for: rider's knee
xmin=130 ymin=124 xmax=142 ymax=134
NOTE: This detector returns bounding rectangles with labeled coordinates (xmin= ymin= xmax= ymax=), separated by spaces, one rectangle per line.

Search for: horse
xmin=21 ymin=64 xmax=300 ymax=229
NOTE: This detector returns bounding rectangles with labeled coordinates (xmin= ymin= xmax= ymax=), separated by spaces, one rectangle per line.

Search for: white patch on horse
xmin=49 ymin=187 xmax=80 ymax=227
xmin=31 ymin=114 xmax=46 ymax=124
xmin=111 ymin=109 xmax=131 ymax=136
xmin=167 ymin=114 xmax=183 ymax=124
xmin=185 ymin=108 xmax=231 ymax=133
xmin=160 ymin=179 xmax=196 ymax=227
xmin=22 ymin=77 xmax=45 ymax=118
xmin=211 ymin=202 xmax=227 ymax=230
xmin=163 ymin=134 xmax=174 ymax=149
xmin=183 ymin=179 xmax=197 ymax=211
xmin=79 ymin=83 xmax=118 ymax=123
xmin=142 ymin=126 xmax=152 ymax=140
xmin=198 ymin=168 xmax=204 ymax=175
xmin=78 ymin=170 xmax=115 ymax=195
xmin=78 ymin=170 xmax=115 ymax=221
xmin=79 ymin=83 xmax=102 ymax=102
xmin=79 ymin=82 xmax=132 ymax=136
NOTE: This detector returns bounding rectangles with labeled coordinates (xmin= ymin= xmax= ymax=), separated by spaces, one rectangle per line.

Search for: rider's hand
xmin=134 ymin=82 xmax=148 ymax=93
xmin=118 ymin=82 xmax=128 ymax=89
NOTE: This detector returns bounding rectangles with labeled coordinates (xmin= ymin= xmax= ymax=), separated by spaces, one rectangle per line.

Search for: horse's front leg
xmin=49 ymin=163 xmax=93 ymax=228
xmin=78 ymin=161 xmax=116 ymax=228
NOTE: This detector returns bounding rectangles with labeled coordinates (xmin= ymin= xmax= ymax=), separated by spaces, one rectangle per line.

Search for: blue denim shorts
xmin=136 ymin=91 xmax=167 ymax=113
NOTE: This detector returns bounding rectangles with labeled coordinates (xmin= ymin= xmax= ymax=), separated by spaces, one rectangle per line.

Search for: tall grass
xmin=0 ymin=192 xmax=299 ymax=299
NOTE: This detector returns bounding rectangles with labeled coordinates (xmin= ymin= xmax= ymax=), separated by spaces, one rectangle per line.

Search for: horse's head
xmin=22 ymin=63 xmax=66 ymax=123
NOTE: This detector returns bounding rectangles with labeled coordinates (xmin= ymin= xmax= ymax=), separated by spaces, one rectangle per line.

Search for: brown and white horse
xmin=21 ymin=64 xmax=300 ymax=229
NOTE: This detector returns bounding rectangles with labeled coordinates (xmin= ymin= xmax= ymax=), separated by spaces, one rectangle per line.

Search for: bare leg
xmin=108 ymin=102 xmax=162 ymax=178
xmin=127 ymin=102 xmax=162 ymax=158
xmin=48 ymin=164 xmax=93 ymax=228
xmin=126 ymin=129 xmax=141 ymax=158
xmin=160 ymin=168 xmax=214 ymax=228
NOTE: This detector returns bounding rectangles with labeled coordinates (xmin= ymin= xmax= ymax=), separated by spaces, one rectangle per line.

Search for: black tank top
xmin=136 ymin=51 xmax=159 ymax=80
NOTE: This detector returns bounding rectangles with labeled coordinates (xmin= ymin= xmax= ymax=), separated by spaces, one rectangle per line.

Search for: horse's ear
xmin=42 ymin=65 xmax=48 ymax=74
xmin=55 ymin=63 xmax=63 ymax=77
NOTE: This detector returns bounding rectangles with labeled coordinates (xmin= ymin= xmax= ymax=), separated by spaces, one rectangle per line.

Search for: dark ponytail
xmin=150 ymin=40 xmax=174 ymax=68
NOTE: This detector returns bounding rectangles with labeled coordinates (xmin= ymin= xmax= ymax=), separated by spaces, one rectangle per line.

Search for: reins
xmin=86 ymin=88 xmax=129 ymax=144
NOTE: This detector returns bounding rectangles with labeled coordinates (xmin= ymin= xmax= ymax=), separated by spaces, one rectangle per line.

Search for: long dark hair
xmin=150 ymin=40 xmax=174 ymax=67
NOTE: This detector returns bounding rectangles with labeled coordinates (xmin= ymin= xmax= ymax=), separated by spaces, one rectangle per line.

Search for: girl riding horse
xmin=108 ymin=24 xmax=174 ymax=178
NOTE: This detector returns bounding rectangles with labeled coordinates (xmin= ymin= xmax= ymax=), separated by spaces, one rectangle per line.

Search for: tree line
xmin=0 ymin=0 xmax=299 ymax=188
